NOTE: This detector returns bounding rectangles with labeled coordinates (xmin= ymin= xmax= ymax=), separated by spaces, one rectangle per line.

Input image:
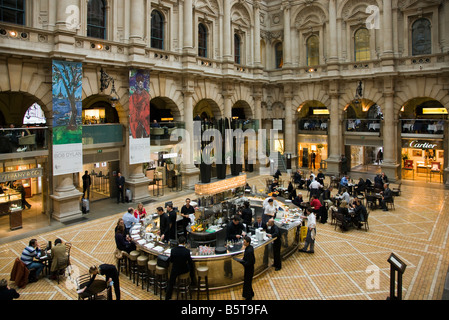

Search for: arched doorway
xmin=194 ymin=99 xmax=221 ymax=123
xmin=399 ymin=97 xmax=447 ymax=183
xmin=0 ymin=92 xmax=50 ymax=234
xmin=343 ymin=99 xmax=384 ymax=173
xmin=296 ymin=101 xmax=329 ymax=169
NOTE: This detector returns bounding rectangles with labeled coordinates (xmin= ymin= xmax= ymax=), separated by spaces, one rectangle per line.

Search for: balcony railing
xmin=345 ymin=119 xmax=381 ymax=133
xmin=150 ymin=122 xmax=185 ymax=145
xmin=298 ymin=119 xmax=328 ymax=133
xmin=0 ymin=127 xmax=48 ymax=155
xmin=82 ymin=124 xmax=124 ymax=145
xmin=401 ymin=119 xmax=445 ymax=135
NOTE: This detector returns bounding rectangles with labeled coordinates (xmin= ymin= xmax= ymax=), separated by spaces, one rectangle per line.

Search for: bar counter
xmin=130 ymin=196 xmax=304 ymax=290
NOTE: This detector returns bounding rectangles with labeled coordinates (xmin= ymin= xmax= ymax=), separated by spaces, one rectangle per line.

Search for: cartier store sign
xmin=402 ymin=139 xmax=443 ymax=150
xmin=0 ymin=168 xmax=44 ymax=183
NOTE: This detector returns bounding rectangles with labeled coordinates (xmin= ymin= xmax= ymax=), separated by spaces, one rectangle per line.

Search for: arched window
xmin=412 ymin=18 xmax=431 ymax=56
xmin=234 ymin=34 xmax=241 ymax=64
xmin=151 ymin=10 xmax=164 ymax=50
xmin=275 ymin=42 xmax=283 ymax=69
xmin=198 ymin=23 xmax=208 ymax=58
xmin=0 ymin=0 xmax=25 ymax=25
xmin=306 ymin=35 xmax=319 ymax=66
xmin=87 ymin=0 xmax=107 ymax=39
xmin=354 ymin=28 xmax=370 ymax=61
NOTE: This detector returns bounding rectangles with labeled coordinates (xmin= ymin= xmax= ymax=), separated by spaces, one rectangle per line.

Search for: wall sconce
xmin=9 ymin=30 xmax=18 ymax=38
xmin=100 ymin=68 xmax=120 ymax=108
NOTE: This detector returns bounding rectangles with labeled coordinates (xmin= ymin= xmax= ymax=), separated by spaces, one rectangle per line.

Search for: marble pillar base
xmin=325 ymin=158 xmax=341 ymax=176
xmin=126 ymin=176 xmax=151 ymax=203
xmin=380 ymin=163 xmax=400 ymax=182
xmin=50 ymin=190 xmax=83 ymax=223
xmin=182 ymin=165 xmax=200 ymax=190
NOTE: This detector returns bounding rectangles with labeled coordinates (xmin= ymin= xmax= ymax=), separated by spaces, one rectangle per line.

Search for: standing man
xmin=299 ymin=207 xmax=316 ymax=254
xmin=266 ymin=218 xmax=282 ymax=271
xmin=311 ymin=151 xmax=316 ymax=169
xmin=82 ymin=171 xmax=91 ymax=199
xmin=341 ymin=154 xmax=348 ymax=175
xmin=180 ymin=198 xmax=195 ymax=238
xmin=116 ymin=172 xmax=125 ymax=204
xmin=165 ymin=236 xmax=194 ymax=300
xmin=166 ymin=204 xmax=178 ymax=242
xmin=122 ymin=207 xmax=139 ymax=234
xmin=233 ymin=236 xmax=255 ymax=300
xmin=226 ymin=215 xmax=246 ymax=242
xmin=16 ymin=182 xmax=31 ymax=210
xmin=157 ymin=206 xmax=170 ymax=243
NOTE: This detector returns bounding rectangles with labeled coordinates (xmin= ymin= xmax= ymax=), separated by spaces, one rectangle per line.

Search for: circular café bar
xmin=130 ymin=174 xmax=306 ymax=290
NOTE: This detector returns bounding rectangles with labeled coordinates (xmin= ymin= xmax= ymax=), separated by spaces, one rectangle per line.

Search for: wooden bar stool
xmin=176 ymin=272 xmax=192 ymax=300
xmin=136 ymin=255 xmax=149 ymax=290
xmin=155 ymin=266 xmax=168 ymax=300
xmin=147 ymin=259 xmax=157 ymax=294
xmin=196 ymin=266 xmax=209 ymax=300
xmin=128 ymin=251 xmax=140 ymax=284
xmin=115 ymin=249 xmax=128 ymax=276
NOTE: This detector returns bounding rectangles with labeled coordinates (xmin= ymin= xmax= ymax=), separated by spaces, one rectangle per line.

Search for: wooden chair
xmin=361 ymin=211 xmax=370 ymax=231
xmin=76 ymin=274 xmax=95 ymax=300
xmin=385 ymin=197 xmax=395 ymax=210
xmin=65 ymin=242 xmax=72 ymax=277
xmin=392 ymin=183 xmax=402 ymax=197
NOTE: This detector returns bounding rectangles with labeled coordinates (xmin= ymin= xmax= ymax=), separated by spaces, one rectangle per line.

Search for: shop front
xmin=401 ymin=139 xmax=445 ymax=182
xmin=297 ymin=135 xmax=328 ymax=170
xmin=344 ymin=136 xmax=383 ymax=174
xmin=0 ymin=158 xmax=49 ymax=233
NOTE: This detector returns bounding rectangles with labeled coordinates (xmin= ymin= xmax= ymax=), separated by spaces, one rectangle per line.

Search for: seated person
xmin=380 ymin=183 xmax=393 ymax=212
xmin=292 ymin=193 xmax=304 ymax=207
xmin=273 ymin=169 xmax=282 ymax=180
xmin=337 ymin=201 xmax=352 ymax=231
xmin=115 ymin=225 xmax=136 ymax=254
xmin=309 ymin=194 xmax=322 ymax=212
xmin=20 ymin=239 xmax=44 ymax=282
xmin=351 ymin=198 xmax=368 ymax=228
xmin=309 ymin=178 xmax=323 ymax=199
xmin=253 ymin=216 xmax=267 ymax=230
xmin=50 ymin=238 xmax=69 ymax=279
xmin=316 ymin=170 xmax=325 ymax=185
xmin=122 ymin=207 xmax=139 ymax=234
xmin=354 ymin=178 xmax=366 ymax=196
xmin=339 ymin=175 xmax=349 ymax=193
xmin=336 ymin=188 xmax=350 ymax=204
xmin=374 ymin=174 xmax=384 ymax=190
xmin=293 ymin=170 xmax=302 ymax=185
xmin=323 ymin=186 xmax=334 ymax=207
xmin=227 ymin=215 xmax=246 ymax=241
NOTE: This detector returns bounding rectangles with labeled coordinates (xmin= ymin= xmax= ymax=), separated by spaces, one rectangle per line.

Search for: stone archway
xmin=193 ymin=99 xmax=222 ymax=121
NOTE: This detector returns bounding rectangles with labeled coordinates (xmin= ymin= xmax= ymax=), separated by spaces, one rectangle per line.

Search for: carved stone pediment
xmin=231 ymin=3 xmax=251 ymax=28
xmin=398 ymin=0 xmax=442 ymax=11
xmin=194 ymin=0 xmax=220 ymax=17
xmin=294 ymin=5 xmax=327 ymax=28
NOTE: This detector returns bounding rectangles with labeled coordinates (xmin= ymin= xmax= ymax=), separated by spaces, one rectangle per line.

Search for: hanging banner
xmin=129 ymin=69 xmax=151 ymax=165
xmin=52 ymin=60 xmax=83 ymax=176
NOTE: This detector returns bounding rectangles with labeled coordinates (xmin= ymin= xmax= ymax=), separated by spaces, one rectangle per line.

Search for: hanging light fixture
xmin=100 ymin=68 xmax=120 ymax=108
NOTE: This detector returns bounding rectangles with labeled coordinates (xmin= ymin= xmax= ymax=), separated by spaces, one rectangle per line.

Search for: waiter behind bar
xmin=226 ymin=215 xmax=246 ymax=241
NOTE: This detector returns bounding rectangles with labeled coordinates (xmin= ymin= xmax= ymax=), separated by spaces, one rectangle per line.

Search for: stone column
xmin=254 ymin=2 xmax=261 ymax=67
xmin=181 ymin=83 xmax=200 ymax=189
xmin=284 ymin=91 xmax=296 ymax=171
xmin=223 ymin=82 xmax=233 ymax=120
xmin=183 ymin=0 xmax=193 ymax=51
xmin=128 ymin=0 xmax=146 ymax=58
xmin=381 ymin=92 xmax=399 ymax=180
xmin=282 ymin=3 xmax=291 ymax=68
xmin=54 ymin=0 xmax=78 ymax=52
xmin=382 ymin=0 xmax=394 ymax=67
xmin=51 ymin=174 xmax=83 ymax=223
xmin=223 ymin=0 xmax=232 ymax=61
xmin=328 ymin=0 xmax=339 ymax=72
xmin=326 ymin=92 xmax=341 ymax=175
xmin=126 ymin=164 xmax=151 ymax=203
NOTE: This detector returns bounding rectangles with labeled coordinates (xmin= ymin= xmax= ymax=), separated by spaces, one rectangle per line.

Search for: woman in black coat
xmin=234 ymin=236 xmax=255 ymax=300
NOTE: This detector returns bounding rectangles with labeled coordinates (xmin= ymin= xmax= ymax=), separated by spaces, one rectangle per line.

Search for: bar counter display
xmin=0 ymin=189 xmax=23 ymax=230
xmin=130 ymin=195 xmax=305 ymax=290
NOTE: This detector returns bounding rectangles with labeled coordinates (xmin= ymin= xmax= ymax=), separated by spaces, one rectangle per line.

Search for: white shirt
xmin=307 ymin=213 xmax=316 ymax=229
xmin=309 ymin=180 xmax=322 ymax=190
xmin=263 ymin=197 xmax=279 ymax=209
xmin=264 ymin=204 xmax=277 ymax=217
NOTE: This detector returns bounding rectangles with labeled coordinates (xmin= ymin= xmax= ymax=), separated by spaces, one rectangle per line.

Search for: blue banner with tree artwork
xmin=52 ymin=60 xmax=83 ymax=176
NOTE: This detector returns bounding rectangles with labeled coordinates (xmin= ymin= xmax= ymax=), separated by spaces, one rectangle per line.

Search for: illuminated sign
xmin=403 ymin=139 xmax=442 ymax=150
xmin=0 ymin=168 xmax=43 ymax=183
xmin=422 ymin=108 xmax=448 ymax=115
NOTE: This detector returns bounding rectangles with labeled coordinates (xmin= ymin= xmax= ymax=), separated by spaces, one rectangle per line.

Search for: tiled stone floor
xmin=1 ymin=174 xmax=448 ymax=301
